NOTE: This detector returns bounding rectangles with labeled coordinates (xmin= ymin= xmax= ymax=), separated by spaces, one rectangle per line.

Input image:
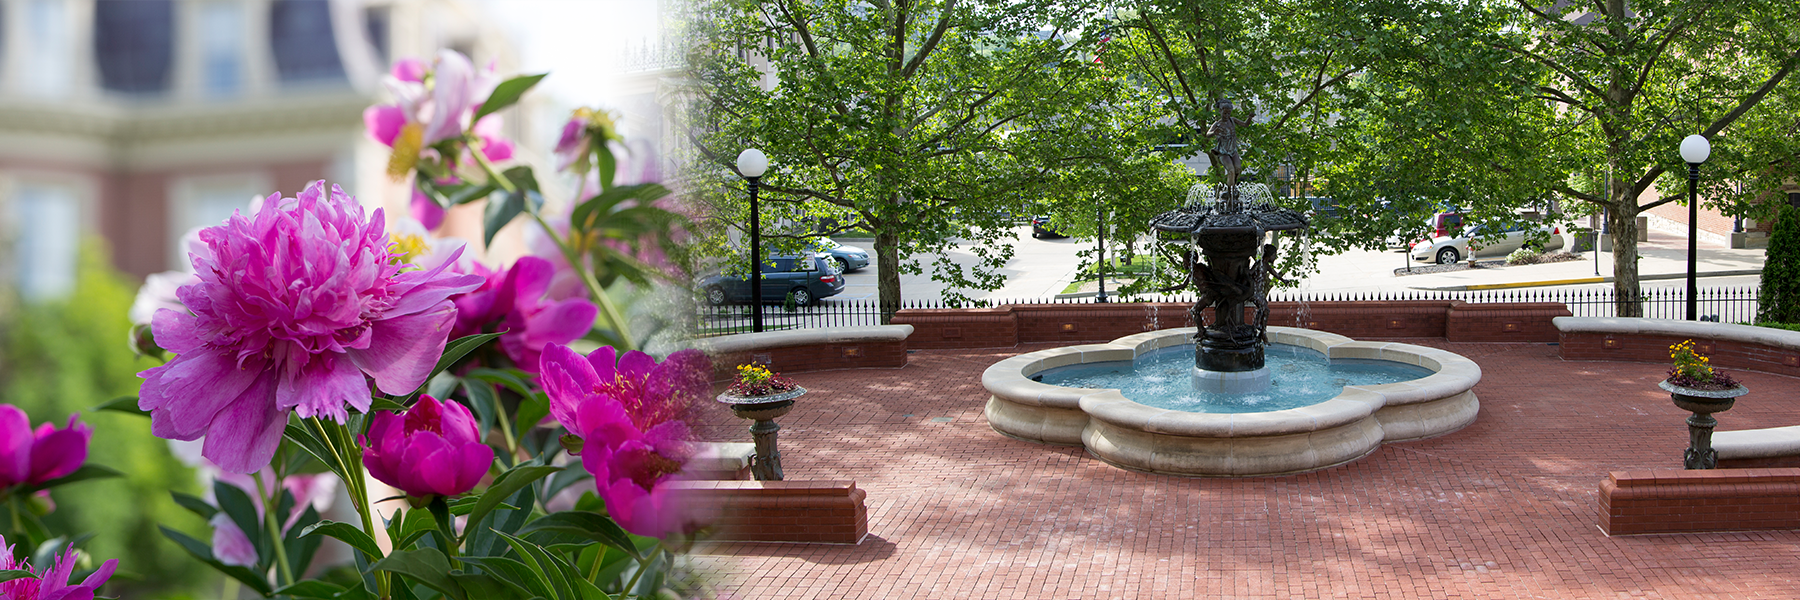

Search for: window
xmin=198 ymin=2 xmax=243 ymax=97
xmin=269 ymin=0 xmax=346 ymax=84
xmin=24 ymin=0 xmax=69 ymax=97
xmin=168 ymin=175 xmax=265 ymax=270
xmin=94 ymin=0 xmax=174 ymax=95
xmin=10 ymin=184 xmax=79 ymax=302
xmin=363 ymin=5 xmax=391 ymax=64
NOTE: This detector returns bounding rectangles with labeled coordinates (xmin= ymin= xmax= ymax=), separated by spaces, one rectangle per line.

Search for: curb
xmin=1414 ymin=269 xmax=1763 ymax=292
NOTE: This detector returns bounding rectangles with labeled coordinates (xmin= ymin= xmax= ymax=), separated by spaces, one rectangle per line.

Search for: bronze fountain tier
xmin=1150 ymin=100 xmax=1307 ymax=391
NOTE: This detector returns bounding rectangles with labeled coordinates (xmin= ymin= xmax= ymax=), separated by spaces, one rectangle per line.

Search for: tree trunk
xmin=874 ymin=229 xmax=902 ymax=324
xmin=1607 ymin=200 xmax=1643 ymax=317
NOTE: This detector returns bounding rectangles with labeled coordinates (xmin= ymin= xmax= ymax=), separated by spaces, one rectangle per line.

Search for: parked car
xmin=807 ymin=238 xmax=870 ymax=273
xmin=1031 ymin=215 xmax=1066 ymax=239
xmin=1409 ymin=221 xmax=1565 ymax=264
xmin=699 ymin=254 xmax=846 ymax=306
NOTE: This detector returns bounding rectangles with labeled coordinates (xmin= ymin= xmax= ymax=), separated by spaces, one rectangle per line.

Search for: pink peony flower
xmin=137 ymin=180 xmax=484 ymax=474
xmin=361 ymin=395 xmax=493 ymax=498
xmin=450 ymin=257 xmax=598 ymax=373
xmin=209 ymin=513 xmax=258 ymax=567
xmin=410 ymin=187 xmax=446 ymax=231
xmin=0 ymin=535 xmax=116 ymax=600
xmin=538 ymin=344 xmax=710 ymax=537
xmin=0 ymin=407 xmax=91 ymax=490
xmin=362 ymin=50 xmax=504 ymax=148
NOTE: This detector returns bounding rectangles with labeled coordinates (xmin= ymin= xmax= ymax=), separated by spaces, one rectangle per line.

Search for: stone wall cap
xmin=1554 ymin=317 xmax=1800 ymax=350
xmin=695 ymin=325 xmax=915 ymax=355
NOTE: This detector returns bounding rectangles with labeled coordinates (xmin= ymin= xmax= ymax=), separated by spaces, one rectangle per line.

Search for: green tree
xmin=689 ymin=0 xmax=1127 ymax=316
xmin=1 ymin=241 xmax=207 ymax=597
xmin=1491 ymin=0 xmax=1800 ymax=316
xmin=1758 ymin=204 xmax=1800 ymax=323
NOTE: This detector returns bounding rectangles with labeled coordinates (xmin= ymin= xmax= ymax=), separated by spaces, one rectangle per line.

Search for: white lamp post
xmin=1680 ymin=135 xmax=1710 ymax=321
xmin=737 ymin=149 xmax=769 ymax=332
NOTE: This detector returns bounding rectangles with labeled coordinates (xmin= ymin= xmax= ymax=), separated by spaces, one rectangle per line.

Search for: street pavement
xmin=823 ymin=225 xmax=1767 ymax=305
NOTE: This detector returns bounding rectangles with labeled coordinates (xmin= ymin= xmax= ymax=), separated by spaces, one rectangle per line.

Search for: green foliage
xmin=690 ymin=0 xmax=1127 ymax=310
xmin=0 ymin=239 xmax=207 ymax=595
xmin=1758 ymin=204 xmax=1800 ymax=323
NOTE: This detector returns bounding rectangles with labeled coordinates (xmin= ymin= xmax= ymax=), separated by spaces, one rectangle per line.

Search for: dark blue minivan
xmin=699 ymin=255 xmax=846 ymax=306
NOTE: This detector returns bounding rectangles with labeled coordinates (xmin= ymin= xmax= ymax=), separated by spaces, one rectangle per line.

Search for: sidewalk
xmin=691 ymin=341 xmax=1800 ymax=598
xmin=1397 ymin=237 xmax=1765 ymax=292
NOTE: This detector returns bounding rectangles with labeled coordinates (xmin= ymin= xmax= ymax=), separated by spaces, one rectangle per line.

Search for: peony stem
xmin=254 ymin=472 xmax=295 ymax=587
xmin=618 ymin=543 xmax=663 ymax=596
xmin=309 ymin=417 xmax=390 ymax=599
xmin=467 ymin=136 xmax=636 ymax=349
xmin=491 ymin=392 xmax=519 ymax=459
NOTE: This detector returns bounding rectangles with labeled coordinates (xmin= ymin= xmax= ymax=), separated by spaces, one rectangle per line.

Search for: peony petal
xmin=27 ymin=417 xmax=90 ymax=484
xmin=210 ymin=514 xmax=259 ymax=567
xmin=345 ymin=302 xmax=458 ymax=396
xmin=399 ymin=432 xmax=456 ymax=496
xmin=391 ymin=58 xmax=426 ymax=82
xmin=616 ymin=350 xmax=656 ymax=384
xmin=501 ymin=297 xmax=598 ymax=373
xmin=411 ymin=188 xmax=446 ymax=231
xmin=76 ymin=558 xmax=119 ymax=594
xmin=0 ymin=406 xmax=32 ymax=488
xmin=278 ymin=354 xmax=371 ymax=423
xmin=585 ymin=346 xmax=619 ymax=384
xmin=138 ymin=351 xmax=265 ymax=441
xmin=364 ymin=104 xmax=407 ymax=147
xmin=452 ymin=441 xmax=495 ymax=495
xmin=539 ymin=344 xmax=603 ymax=431
xmin=200 ymin=373 xmax=287 ymax=474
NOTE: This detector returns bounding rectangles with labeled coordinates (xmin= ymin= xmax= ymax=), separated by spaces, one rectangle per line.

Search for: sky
xmin=476 ymin=0 xmax=664 ymax=106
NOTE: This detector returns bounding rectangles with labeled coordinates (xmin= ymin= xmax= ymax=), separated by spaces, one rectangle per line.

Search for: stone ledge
xmin=681 ymin=442 xmax=755 ymax=481
xmin=1553 ymin=317 xmax=1800 ymax=349
xmin=694 ymin=325 xmax=914 ymax=354
xmin=671 ymin=480 xmax=869 ymax=544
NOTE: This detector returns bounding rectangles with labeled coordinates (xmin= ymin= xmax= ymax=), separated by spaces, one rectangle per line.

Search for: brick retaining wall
xmin=893 ymin=301 xmax=1571 ymax=348
xmin=1598 ymin=469 xmax=1800 ymax=535
xmin=673 ymin=480 xmax=869 ymax=544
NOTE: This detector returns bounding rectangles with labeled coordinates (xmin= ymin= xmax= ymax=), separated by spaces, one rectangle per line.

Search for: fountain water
xmin=981 ymin=101 xmax=1480 ymax=476
xmin=1150 ymin=105 xmax=1308 ymax=393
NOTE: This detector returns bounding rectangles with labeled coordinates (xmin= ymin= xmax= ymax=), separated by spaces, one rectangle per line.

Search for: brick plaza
xmin=692 ymin=340 xmax=1800 ymax=599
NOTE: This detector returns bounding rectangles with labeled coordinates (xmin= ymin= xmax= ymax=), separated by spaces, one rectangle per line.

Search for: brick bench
xmin=694 ymin=325 xmax=912 ymax=380
xmin=671 ymin=480 xmax=869 ymax=544
xmin=681 ymin=442 xmax=756 ymax=480
xmin=1717 ymin=426 xmax=1800 ymax=469
xmin=1598 ymin=469 xmax=1800 ymax=535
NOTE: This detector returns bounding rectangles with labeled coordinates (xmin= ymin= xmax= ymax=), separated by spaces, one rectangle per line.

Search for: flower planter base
xmin=1660 ymin=380 xmax=1749 ymax=470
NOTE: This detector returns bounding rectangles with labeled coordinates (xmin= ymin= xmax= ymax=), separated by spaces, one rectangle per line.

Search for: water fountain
xmin=981 ymin=101 xmax=1480 ymax=476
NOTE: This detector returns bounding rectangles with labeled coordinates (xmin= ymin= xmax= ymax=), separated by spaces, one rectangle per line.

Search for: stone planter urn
xmin=1660 ymin=380 xmax=1749 ymax=469
xmin=717 ymin=386 xmax=805 ymax=480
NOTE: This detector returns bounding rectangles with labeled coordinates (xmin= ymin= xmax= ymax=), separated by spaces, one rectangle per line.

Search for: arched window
xmin=270 ymin=0 xmax=345 ymax=84
xmin=94 ymin=0 xmax=174 ymax=95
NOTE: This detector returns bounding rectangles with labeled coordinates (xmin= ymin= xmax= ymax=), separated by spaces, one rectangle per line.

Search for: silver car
xmin=1409 ymin=222 xmax=1565 ymax=264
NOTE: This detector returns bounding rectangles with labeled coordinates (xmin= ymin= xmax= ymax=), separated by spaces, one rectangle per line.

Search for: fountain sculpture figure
xmin=1152 ymin=100 xmax=1308 ymax=393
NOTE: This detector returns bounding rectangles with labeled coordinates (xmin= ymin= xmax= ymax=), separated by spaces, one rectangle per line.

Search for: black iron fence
xmin=692 ymin=286 xmax=1764 ymax=335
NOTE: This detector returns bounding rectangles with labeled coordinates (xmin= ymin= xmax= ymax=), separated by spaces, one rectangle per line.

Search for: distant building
xmin=0 ymin=0 xmax=525 ymax=302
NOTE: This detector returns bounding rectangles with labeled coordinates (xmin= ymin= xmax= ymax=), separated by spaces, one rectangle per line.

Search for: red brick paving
xmin=690 ymin=340 xmax=1800 ymax=599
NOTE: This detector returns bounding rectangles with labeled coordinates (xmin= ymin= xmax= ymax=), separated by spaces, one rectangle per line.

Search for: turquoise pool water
xmin=1033 ymin=344 xmax=1433 ymax=414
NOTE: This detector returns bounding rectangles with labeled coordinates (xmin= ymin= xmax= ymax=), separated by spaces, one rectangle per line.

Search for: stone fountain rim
xmin=980 ymin=326 xmax=1483 ymax=439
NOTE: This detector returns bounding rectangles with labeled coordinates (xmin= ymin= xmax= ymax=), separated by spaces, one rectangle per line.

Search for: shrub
xmin=1505 ymin=247 xmax=1543 ymax=265
xmin=1 ymin=240 xmax=208 ymax=596
xmin=1759 ymin=204 xmax=1800 ymax=322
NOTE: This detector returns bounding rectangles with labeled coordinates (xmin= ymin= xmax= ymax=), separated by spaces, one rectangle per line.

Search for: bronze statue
xmin=1206 ymin=100 xmax=1254 ymax=189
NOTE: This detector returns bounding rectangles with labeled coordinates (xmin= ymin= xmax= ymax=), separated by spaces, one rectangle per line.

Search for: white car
xmin=1409 ymin=222 xmax=1565 ymax=264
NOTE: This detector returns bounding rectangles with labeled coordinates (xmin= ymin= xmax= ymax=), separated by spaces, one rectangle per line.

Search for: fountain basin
xmin=982 ymin=327 xmax=1481 ymax=477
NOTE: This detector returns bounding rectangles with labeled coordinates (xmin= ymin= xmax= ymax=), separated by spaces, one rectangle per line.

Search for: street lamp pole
xmin=1096 ymin=204 xmax=1108 ymax=303
xmin=738 ymin=149 xmax=770 ymax=332
xmin=1680 ymin=135 xmax=1710 ymax=322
